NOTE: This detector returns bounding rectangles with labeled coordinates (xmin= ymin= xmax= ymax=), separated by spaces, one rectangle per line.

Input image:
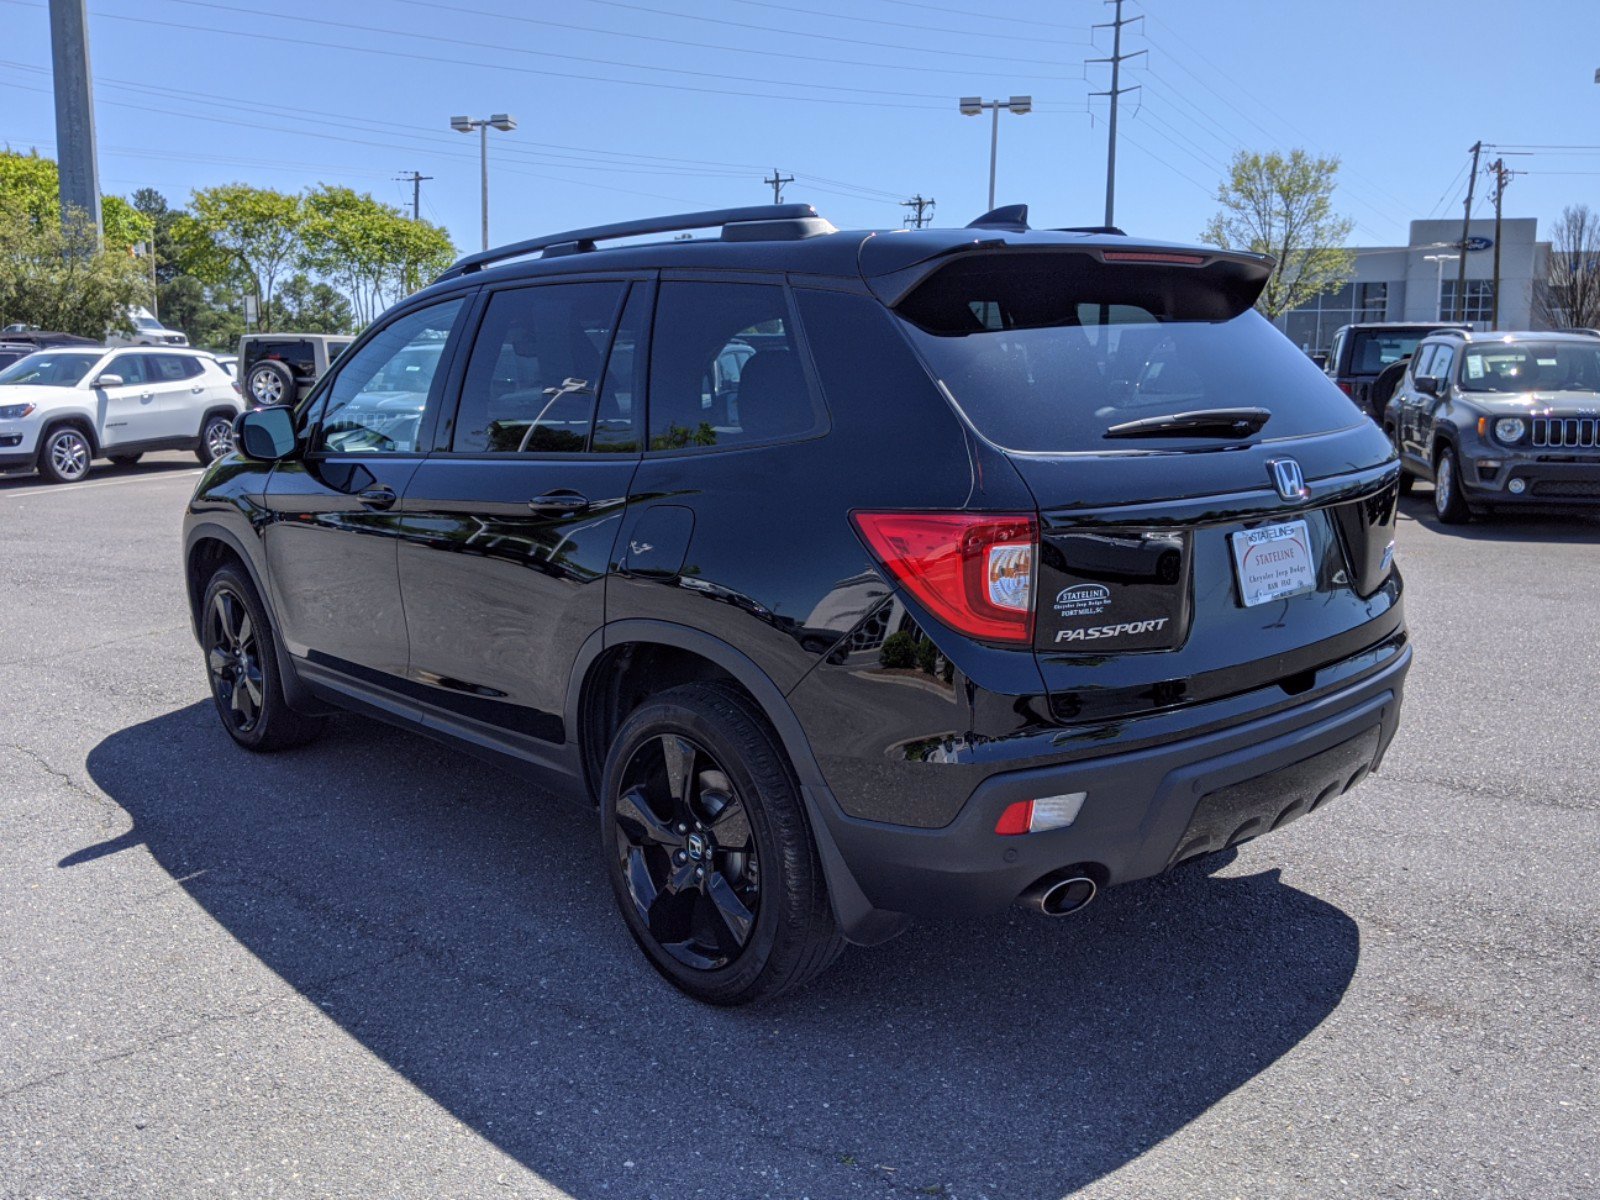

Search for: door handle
xmin=191 ymin=385 xmax=204 ymax=393
xmin=527 ymin=489 xmax=589 ymax=517
xmin=357 ymin=486 xmax=398 ymax=510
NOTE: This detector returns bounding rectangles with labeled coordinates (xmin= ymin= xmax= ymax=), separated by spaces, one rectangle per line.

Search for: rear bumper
xmin=810 ymin=641 xmax=1408 ymax=926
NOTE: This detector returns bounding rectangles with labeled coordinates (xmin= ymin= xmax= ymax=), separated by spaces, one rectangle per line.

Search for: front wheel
xmin=1434 ymin=446 xmax=1472 ymax=524
xmin=37 ymin=426 xmax=93 ymax=484
xmin=201 ymin=565 xmax=325 ymax=751
xmin=197 ymin=412 xmax=236 ymax=464
xmin=599 ymin=683 xmax=843 ymax=1005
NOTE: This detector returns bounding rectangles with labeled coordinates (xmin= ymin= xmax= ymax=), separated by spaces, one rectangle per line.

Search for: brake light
xmin=1336 ymin=381 xmax=1354 ymax=397
xmin=851 ymin=511 xmax=1037 ymax=644
xmin=1101 ymin=250 xmax=1207 ymax=266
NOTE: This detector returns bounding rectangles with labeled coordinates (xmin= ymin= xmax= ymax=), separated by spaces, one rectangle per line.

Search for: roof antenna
xmin=966 ymin=204 xmax=1029 ymax=232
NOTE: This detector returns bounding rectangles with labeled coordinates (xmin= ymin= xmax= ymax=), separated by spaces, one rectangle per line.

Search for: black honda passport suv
xmin=184 ymin=203 xmax=1410 ymax=1004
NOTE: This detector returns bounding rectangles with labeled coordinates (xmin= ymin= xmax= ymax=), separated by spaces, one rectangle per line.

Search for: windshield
xmin=0 ymin=352 xmax=101 ymax=387
xmin=1459 ymin=341 xmax=1600 ymax=393
xmin=134 ymin=317 xmax=163 ymax=330
xmin=1348 ymin=330 xmax=1427 ymax=375
xmin=895 ymin=256 xmax=1361 ymax=453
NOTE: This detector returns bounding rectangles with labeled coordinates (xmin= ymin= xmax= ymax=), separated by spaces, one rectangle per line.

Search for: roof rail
xmin=436 ymin=203 xmax=827 ymax=281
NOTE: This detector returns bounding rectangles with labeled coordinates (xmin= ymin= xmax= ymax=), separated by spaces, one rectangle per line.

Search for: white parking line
xmin=0 ymin=469 xmax=204 ymax=499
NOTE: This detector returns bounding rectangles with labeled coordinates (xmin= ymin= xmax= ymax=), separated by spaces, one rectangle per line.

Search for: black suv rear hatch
xmin=888 ymin=244 xmax=1404 ymax=722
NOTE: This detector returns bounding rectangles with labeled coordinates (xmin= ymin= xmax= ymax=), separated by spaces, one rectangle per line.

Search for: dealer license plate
xmin=1230 ymin=520 xmax=1316 ymax=607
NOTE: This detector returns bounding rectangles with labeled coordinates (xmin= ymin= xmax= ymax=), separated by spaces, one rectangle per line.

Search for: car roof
xmin=1422 ymin=329 xmax=1600 ymax=345
xmin=1334 ymin=322 xmax=1470 ymax=334
xmin=409 ymin=202 xmax=1272 ymax=305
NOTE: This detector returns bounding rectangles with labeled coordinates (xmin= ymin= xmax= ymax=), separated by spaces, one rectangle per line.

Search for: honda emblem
xmin=1269 ymin=458 xmax=1308 ymax=501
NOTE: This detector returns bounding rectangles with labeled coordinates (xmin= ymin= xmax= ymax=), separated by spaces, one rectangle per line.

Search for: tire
xmin=107 ymin=453 xmax=143 ymax=467
xmin=1434 ymin=445 xmax=1472 ymax=524
xmin=245 ymin=360 xmax=295 ymax=408
xmin=199 ymin=564 xmax=325 ymax=751
xmin=599 ymin=682 xmax=843 ymax=1005
xmin=196 ymin=411 xmax=237 ymax=465
xmin=36 ymin=425 xmax=93 ymax=484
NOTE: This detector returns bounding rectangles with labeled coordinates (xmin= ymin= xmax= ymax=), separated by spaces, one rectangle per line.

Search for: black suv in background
xmin=1326 ymin=321 xmax=1468 ymax=421
xmin=186 ymin=203 xmax=1410 ymax=1004
xmin=1386 ymin=328 xmax=1600 ymax=521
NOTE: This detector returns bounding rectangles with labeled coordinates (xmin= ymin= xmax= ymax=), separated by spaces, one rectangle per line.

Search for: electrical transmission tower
xmin=902 ymin=194 xmax=936 ymax=228
xmin=396 ymin=170 xmax=433 ymax=220
xmin=764 ymin=168 xmax=794 ymax=204
xmin=1088 ymin=0 xmax=1144 ymax=228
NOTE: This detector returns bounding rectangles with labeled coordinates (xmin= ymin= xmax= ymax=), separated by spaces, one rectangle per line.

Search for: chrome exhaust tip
xmin=1018 ymin=871 xmax=1098 ymax=917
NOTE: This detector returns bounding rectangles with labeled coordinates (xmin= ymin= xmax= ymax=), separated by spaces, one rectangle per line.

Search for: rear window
xmin=1347 ymin=330 xmax=1427 ymax=376
xmin=895 ymin=254 xmax=1361 ymax=453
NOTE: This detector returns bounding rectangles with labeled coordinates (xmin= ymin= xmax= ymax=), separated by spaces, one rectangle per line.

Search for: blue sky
xmin=4 ymin=0 xmax=1599 ymax=254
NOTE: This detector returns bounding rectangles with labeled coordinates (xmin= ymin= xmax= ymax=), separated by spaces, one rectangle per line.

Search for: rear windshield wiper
xmin=1103 ymin=407 xmax=1271 ymax=440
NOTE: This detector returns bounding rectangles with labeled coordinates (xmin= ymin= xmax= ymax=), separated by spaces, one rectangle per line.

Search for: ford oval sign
xmin=1462 ymin=235 xmax=1494 ymax=252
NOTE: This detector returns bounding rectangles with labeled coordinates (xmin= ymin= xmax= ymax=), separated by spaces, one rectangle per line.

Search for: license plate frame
xmin=1230 ymin=519 xmax=1316 ymax=607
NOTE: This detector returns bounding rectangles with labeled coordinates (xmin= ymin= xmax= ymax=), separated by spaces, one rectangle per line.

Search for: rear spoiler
xmin=867 ymin=241 xmax=1276 ymax=317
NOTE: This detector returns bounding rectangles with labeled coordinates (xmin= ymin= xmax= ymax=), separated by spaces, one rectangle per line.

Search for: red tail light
xmin=851 ymin=511 xmax=1037 ymax=644
xmin=1336 ymin=381 xmax=1354 ymax=397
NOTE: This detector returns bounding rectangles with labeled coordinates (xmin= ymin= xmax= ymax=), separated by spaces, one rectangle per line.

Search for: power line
xmin=395 ymin=170 xmax=432 ymax=220
xmin=869 ymin=0 xmax=1093 ymax=29
xmin=378 ymin=0 xmax=1082 ymax=81
xmin=726 ymin=0 xmax=1090 ymax=45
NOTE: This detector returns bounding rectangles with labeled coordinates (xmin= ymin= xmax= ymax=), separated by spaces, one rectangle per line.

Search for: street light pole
xmin=1424 ymin=252 xmax=1459 ymax=320
xmin=451 ymin=113 xmax=517 ymax=251
xmin=959 ymin=96 xmax=1032 ymax=211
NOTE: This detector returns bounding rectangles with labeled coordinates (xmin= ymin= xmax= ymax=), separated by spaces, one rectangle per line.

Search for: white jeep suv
xmin=0 ymin=347 xmax=241 ymax=483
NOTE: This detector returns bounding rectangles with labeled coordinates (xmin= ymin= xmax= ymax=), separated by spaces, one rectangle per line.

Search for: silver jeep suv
xmin=236 ymin=333 xmax=354 ymax=408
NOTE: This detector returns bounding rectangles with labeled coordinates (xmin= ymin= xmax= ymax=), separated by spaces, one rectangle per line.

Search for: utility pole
xmin=1455 ymin=140 xmax=1483 ymax=321
xmin=48 ymin=0 xmax=102 ymax=242
xmin=1089 ymin=0 xmax=1144 ymax=228
xmin=1488 ymin=157 xmax=1519 ymax=330
xmin=764 ymin=168 xmax=794 ymax=204
xmin=396 ymin=170 xmax=432 ymax=220
xmin=901 ymin=194 xmax=936 ymax=229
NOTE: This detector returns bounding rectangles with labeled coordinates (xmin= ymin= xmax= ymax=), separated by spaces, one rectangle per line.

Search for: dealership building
xmin=1275 ymin=217 xmax=1551 ymax=353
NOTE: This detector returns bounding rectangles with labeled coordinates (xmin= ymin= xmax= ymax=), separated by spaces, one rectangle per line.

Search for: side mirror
xmin=94 ymin=373 xmax=124 ymax=388
xmin=236 ymin=405 xmax=297 ymax=460
xmin=1415 ymin=376 xmax=1441 ymax=398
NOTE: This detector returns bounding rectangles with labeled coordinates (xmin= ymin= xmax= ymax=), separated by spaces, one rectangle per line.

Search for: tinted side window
xmin=314 ymin=299 xmax=463 ymax=455
xmin=452 ymin=281 xmax=625 ymax=454
xmin=593 ymin=285 xmax=650 ymax=453
xmin=648 ymin=282 xmax=821 ymax=451
xmin=1327 ymin=330 xmax=1346 ymax=376
xmin=109 ymin=354 xmax=150 ymax=385
xmin=146 ymin=354 xmax=192 ymax=383
xmin=248 ymin=339 xmax=316 ymax=378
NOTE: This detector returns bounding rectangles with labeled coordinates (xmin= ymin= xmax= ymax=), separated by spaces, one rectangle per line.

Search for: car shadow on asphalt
xmin=76 ymin=702 xmax=1359 ymax=1199
xmin=1399 ymin=491 xmax=1600 ymax=541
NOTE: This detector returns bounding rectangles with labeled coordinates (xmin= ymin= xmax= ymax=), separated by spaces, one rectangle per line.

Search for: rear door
xmin=889 ymin=249 xmax=1403 ymax=723
xmin=143 ymin=353 xmax=205 ymax=438
xmin=396 ymin=275 xmax=648 ymax=751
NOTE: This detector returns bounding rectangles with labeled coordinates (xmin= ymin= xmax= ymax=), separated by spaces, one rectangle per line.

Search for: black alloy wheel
xmin=199 ymin=565 xmax=324 ymax=751
xmin=205 ymin=583 xmax=265 ymax=735
xmin=600 ymin=682 xmax=843 ymax=1005
xmin=613 ymin=732 xmax=761 ymax=970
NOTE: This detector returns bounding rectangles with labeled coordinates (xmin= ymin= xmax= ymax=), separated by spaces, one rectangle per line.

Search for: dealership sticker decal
xmin=1230 ymin=519 xmax=1316 ymax=607
xmin=1054 ymin=583 xmax=1112 ymax=618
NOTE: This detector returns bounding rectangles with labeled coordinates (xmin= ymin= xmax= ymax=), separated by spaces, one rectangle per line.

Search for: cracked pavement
xmin=1 ymin=455 xmax=1596 ymax=1199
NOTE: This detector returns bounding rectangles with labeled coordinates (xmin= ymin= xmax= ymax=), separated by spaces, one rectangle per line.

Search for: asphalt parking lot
xmin=1 ymin=454 xmax=1596 ymax=1200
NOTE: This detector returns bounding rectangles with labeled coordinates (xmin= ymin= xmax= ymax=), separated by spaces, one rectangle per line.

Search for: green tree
xmin=0 ymin=204 xmax=147 ymax=337
xmin=300 ymin=185 xmax=453 ymax=325
xmin=276 ymin=272 xmax=354 ymax=333
xmin=1201 ymin=149 xmax=1355 ymax=320
xmin=174 ymin=184 xmax=304 ymax=330
xmin=0 ymin=149 xmax=150 ymax=252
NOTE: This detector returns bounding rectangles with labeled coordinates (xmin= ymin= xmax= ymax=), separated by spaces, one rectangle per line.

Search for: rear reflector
xmin=995 ymin=792 xmax=1087 ymax=835
xmin=852 ymin=511 xmax=1036 ymax=643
